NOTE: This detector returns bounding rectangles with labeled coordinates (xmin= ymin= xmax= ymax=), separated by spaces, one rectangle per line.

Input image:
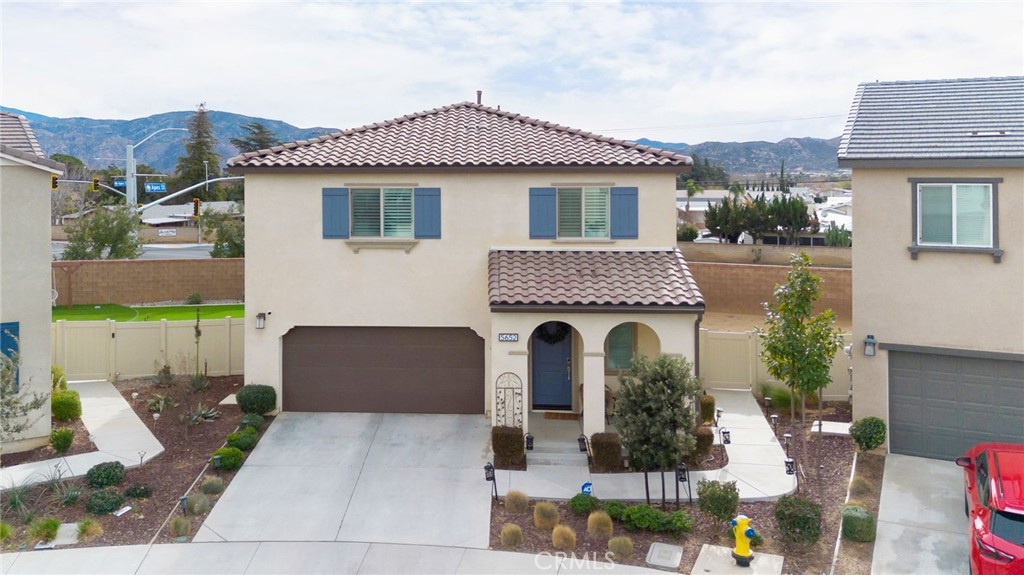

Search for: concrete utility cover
xmin=810 ymin=420 xmax=851 ymax=436
xmin=51 ymin=523 xmax=79 ymax=546
xmin=691 ymin=544 xmax=784 ymax=575
xmin=645 ymin=542 xmax=683 ymax=570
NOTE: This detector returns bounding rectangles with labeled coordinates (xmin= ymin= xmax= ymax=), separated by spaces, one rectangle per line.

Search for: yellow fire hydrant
xmin=731 ymin=514 xmax=756 ymax=567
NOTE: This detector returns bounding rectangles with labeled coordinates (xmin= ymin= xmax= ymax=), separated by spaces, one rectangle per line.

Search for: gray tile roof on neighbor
xmin=838 ymin=76 xmax=1024 ymax=162
xmin=0 ymin=112 xmax=65 ymax=171
xmin=229 ymin=102 xmax=693 ymax=170
xmin=488 ymin=249 xmax=704 ymax=309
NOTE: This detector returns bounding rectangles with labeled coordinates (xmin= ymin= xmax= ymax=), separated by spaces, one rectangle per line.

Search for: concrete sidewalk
xmin=1 ymin=541 xmax=664 ymax=574
xmin=498 ymin=389 xmax=797 ymax=501
xmin=0 ymin=380 xmax=163 ymax=488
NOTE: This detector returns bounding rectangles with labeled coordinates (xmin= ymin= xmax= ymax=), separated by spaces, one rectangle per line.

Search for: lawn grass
xmin=53 ymin=304 xmax=245 ymax=322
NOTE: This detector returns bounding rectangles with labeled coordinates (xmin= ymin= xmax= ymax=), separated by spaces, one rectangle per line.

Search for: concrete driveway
xmin=871 ymin=454 xmax=969 ymax=575
xmin=195 ymin=412 xmax=493 ymax=548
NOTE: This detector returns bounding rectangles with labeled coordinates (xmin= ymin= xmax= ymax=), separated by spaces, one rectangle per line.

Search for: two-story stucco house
xmin=1 ymin=112 xmax=63 ymax=452
xmin=229 ymin=102 xmax=705 ymax=437
xmin=839 ymin=77 xmax=1024 ymax=460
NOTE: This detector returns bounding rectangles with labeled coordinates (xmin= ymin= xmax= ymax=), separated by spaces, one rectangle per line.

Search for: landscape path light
xmin=770 ymin=414 xmax=779 ymax=435
xmin=783 ymin=433 xmax=792 ymax=457
xmin=721 ymin=428 xmax=731 ymax=445
xmin=785 ymin=458 xmax=795 ymax=475
xmin=525 ymin=433 xmax=534 ymax=451
xmin=484 ymin=462 xmax=497 ymax=501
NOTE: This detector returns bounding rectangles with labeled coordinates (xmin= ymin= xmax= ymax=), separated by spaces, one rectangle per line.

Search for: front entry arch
xmin=531 ymin=321 xmax=573 ymax=410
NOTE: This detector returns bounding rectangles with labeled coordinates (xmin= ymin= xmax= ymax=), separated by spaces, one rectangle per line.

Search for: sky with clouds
xmin=2 ymin=1 xmax=1021 ymax=144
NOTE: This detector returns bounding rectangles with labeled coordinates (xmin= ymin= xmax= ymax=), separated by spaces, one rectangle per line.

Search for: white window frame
xmin=350 ymin=187 xmax=414 ymax=238
xmin=557 ymin=187 xmax=610 ymax=239
xmin=907 ymin=177 xmax=1003 ymax=263
xmin=916 ymin=183 xmax=993 ymax=248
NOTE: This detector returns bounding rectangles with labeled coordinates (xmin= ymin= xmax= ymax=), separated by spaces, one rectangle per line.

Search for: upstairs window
xmin=558 ymin=187 xmax=610 ymax=238
xmin=918 ymin=183 xmax=992 ymax=248
xmin=351 ymin=188 xmax=414 ymax=238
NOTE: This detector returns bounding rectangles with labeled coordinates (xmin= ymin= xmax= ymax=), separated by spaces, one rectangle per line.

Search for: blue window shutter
xmin=322 ymin=188 xmax=349 ymax=239
xmin=529 ymin=187 xmax=557 ymax=239
xmin=1 ymin=321 xmax=19 ymax=392
xmin=610 ymin=186 xmax=639 ymax=239
xmin=414 ymin=188 xmax=441 ymax=239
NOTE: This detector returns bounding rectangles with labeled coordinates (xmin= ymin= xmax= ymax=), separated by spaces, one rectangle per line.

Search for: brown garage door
xmin=282 ymin=326 xmax=485 ymax=414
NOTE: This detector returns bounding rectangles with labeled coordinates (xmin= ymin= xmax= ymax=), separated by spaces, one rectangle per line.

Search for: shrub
xmin=240 ymin=413 xmax=265 ymax=430
xmin=491 ymin=426 xmax=525 ymax=468
xmin=29 ymin=517 xmax=61 ymax=542
xmin=552 ymin=524 xmax=577 ymax=551
xmin=677 ymin=224 xmax=699 ymax=242
xmin=124 ymin=483 xmax=152 ymax=498
xmin=170 ymin=516 xmax=191 ymax=538
xmin=697 ymin=479 xmax=740 ymax=523
xmin=212 ymin=447 xmax=245 ymax=470
xmin=186 ymin=292 xmax=203 ymax=305
xmin=591 ymin=432 xmax=623 ymax=472
xmin=77 ymin=519 xmax=103 ymax=542
xmin=150 ymin=363 xmax=175 ymax=388
xmin=621 ymin=504 xmax=663 ymax=532
xmin=51 ymin=365 xmax=67 ymax=391
xmin=587 ymin=510 xmax=613 ymax=538
xmin=504 ymin=490 xmax=529 ymax=513
xmin=534 ymin=501 xmax=560 ymax=531
xmin=50 ymin=427 xmax=74 ymax=453
xmin=569 ymin=493 xmax=601 ymax=516
xmin=850 ymin=417 xmax=886 ymax=452
xmin=186 ymin=493 xmax=211 ymax=515
xmin=499 ymin=523 xmax=524 ymax=548
xmin=86 ymin=461 xmax=125 ymax=488
xmin=86 ymin=488 xmax=124 ymax=515
xmin=849 ymin=476 xmax=873 ymax=499
xmin=226 ymin=426 xmax=259 ymax=451
xmin=607 ymin=536 xmax=634 ymax=560
xmin=688 ymin=426 xmax=714 ymax=462
xmin=665 ymin=510 xmax=693 ymax=535
xmin=727 ymin=527 xmax=765 ymax=546
xmin=699 ymin=394 xmax=716 ymax=425
xmin=603 ymin=500 xmax=627 ymax=521
xmin=236 ymin=384 xmax=277 ymax=415
xmin=201 ymin=476 xmax=225 ymax=495
xmin=842 ymin=505 xmax=876 ymax=542
xmin=775 ymin=495 xmax=822 ymax=543
xmin=148 ymin=393 xmax=178 ymax=413
xmin=0 ymin=522 xmax=12 ymax=542
xmin=182 ymin=403 xmax=220 ymax=425
xmin=51 ymin=389 xmax=82 ymax=421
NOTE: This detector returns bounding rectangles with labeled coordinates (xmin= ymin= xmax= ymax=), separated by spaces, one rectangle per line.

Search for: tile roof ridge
xmin=860 ymin=76 xmax=1024 ymax=87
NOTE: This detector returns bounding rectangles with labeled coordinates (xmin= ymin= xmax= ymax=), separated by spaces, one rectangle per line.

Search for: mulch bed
xmin=490 ymin=400 xmax=858 ymax=573
xmin=1 ymin=418 xmax=92 ymax=467
xmin=0 ymin=375 xmax=270 ymax=551
xmin=833 ymin=451 xmax=885 ymax=575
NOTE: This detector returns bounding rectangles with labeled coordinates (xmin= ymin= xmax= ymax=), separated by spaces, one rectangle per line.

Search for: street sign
xmin=113 ymin=178 xmax=127 ymax=189
xmin=144 ymin=182 xmax=167 ymax=193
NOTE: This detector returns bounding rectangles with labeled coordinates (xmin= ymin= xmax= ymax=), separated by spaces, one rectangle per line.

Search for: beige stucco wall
xmin=1 ymin=156 xmax=58 ymax=452
xmin=243 ymin=169 xmax=690 ymax=424
xmin=851 ymin=166 xmax=1024 ymax=426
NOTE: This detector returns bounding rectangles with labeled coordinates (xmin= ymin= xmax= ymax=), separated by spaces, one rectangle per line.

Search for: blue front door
xmin=532 ymin=322 xmax=572 ymax=410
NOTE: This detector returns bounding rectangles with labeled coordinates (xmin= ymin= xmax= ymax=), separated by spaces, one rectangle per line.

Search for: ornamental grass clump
xmin=552 ymin=524 xmax=577 ymax=551
xmin=587 ymin=510 xmax=613 ymax=538
xmin=186 ymin=493 xmax=211 ymax=515
xmin=775 ymin=495 xmax=822 ymax=543
xmin=504 ymin=490 xmax=529 ymax=513
xmin=607 ymin=536 xmax=634 ymax=560
xmin=499 ymin=523 xmax=524 ymax=548
xmin=201 ymin=476 xmax=225 ymax=495
xmin=77 ymin=519 xmax=103 ymax=542
xmin=533 ymin=501 xmax=560 ymax=531
xmin=170 ymin=516 xmax=191 ymax=538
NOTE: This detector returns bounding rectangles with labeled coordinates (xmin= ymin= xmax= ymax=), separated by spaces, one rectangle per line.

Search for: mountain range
xmin=1 ymin=106 xmax=842 ymax=175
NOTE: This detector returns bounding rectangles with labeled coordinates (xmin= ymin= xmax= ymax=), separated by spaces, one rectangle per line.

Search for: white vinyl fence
xmin=699 ymin=329 xmax=852 ymax=400
xmin=52 ymin=318 xmax=244 ymax=381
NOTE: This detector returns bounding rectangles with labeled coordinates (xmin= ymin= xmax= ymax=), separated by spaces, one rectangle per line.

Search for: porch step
xmin=527 ymin=448 xmax=589 ymax=467
xmin=531 ymin=443 xmax=585 ymax=455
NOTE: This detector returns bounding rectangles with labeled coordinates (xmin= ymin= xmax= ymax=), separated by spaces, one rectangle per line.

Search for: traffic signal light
xmin=50 ymin=175 xmax=59 ymax=190
xmin=91 ymin=178 xmax=100 ymax=192
xmin=193 ymin=197 xmax=201 ymax=217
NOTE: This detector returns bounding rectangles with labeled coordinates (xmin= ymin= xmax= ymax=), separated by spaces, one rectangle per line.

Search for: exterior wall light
xmin=864 ymin=335 xmax=877 ymax=357
xmin=255 ymin=312 xmax=268 ymax=330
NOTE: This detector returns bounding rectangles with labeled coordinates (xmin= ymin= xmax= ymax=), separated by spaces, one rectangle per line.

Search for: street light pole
xmin=125 ymin=128 xmax=187 ymax=209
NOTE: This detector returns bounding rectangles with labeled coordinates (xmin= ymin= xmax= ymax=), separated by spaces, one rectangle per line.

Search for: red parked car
xmin=957 ymin=443 xmax=1024 ymax=575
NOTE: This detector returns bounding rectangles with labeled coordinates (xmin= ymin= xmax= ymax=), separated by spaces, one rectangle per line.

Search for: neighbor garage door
xmin=889 ymin=351 xmax=1024 ymax=460
xmin=282 ymin=327 xmax=484 ymax=414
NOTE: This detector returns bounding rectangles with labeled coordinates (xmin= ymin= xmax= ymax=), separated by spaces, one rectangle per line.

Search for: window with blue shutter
xmin=610 ymin=187 xmax=638 ymax=239
xmin=529 ymin=187 xmax=557 ymax=239
xmin=414 ymin=188 xmax=441 ymax=239
xmin=1 ymin=321 xmax=19 ymax=392
xmin=322 ymin=188 xmax=350 ymax=238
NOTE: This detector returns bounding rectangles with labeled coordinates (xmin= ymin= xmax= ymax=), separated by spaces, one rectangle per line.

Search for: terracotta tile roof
xmin=488 ymin=249 xmax=704 ymax=309
xmin=228 ymin=102 xmax=692 ymax=170
xmin=0 ymin=112 xmax=64 ymax=172
xmin=838 ymin=76 xmax=1024 ymax=165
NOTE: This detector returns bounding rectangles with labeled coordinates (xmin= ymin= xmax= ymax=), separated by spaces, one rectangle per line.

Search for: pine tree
xmin=174 ymin=103 xmax=222 ymax=201
xmin=230 ymin=122 xmax=281 ymax=153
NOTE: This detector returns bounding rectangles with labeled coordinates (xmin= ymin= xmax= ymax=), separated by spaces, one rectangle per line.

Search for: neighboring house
xmin=140 ymin=200 xmax=242 ymax=227
xmin=0 ymin=112 xmax=63 ymax=452
xmin=839 ymin=76 xmax=1024 ymax=460
xmin=229 ymin=102 xmax=704 ymax=437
